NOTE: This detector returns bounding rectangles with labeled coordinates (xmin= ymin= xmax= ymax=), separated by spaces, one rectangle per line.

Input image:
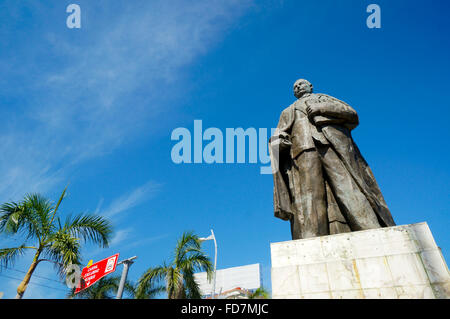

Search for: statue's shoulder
xmin=315 ymin=93 xmax=335 ymax=101
xmin=298 ymin=93 xmax=321 ymax=103
xmin=281 ymin=102 xmax=296 ymax=114
xmin=293 ymin=94 xmax=319 ymax=110
xmin=316 ymin=93 xmax=349 ymax=105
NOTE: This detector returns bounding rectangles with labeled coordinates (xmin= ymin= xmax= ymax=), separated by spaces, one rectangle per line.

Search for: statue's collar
xmin=299 ymin=93 xmax=312 ymax=99
xmin=293 ymin=93 xmax=314 ymax=112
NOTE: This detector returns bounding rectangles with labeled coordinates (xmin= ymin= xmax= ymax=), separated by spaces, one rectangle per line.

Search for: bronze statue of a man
xmin=270 ymin=79 xmax=395 ymax=239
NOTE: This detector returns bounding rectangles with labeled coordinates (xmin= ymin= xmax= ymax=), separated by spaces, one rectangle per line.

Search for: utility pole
xmin=116 ymin=256 xmax=137 ymax=299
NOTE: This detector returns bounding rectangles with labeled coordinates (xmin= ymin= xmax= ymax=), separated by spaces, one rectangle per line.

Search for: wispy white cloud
xmin=94 ymin=197 xmax=104 ymax=215
xmin=109 ymin=227 xmax=133 ymax=247
xmin=124 ymin=233 xmax=171 ymax=250
xmin=88 ymin=228 xmax=170 ymax=260
xmin=101 ymin=181 xmax=161 ymax=219
xmin=0 ymin=0 xmax=254 ymax=202
xmin=108 ymin=228 xmax=169 ymax=250
xmin=80 ymin=180 xmax=160 ymax=257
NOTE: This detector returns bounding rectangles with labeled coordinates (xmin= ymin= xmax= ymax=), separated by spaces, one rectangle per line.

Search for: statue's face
xmin=293 ymin=80 xmax=312 ymax=98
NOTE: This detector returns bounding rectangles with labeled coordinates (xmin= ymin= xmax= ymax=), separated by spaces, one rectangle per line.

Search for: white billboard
xmin=194 ymin=263 xmax=261 ymax=296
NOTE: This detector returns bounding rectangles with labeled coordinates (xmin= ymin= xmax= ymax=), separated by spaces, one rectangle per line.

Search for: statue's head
xmin=293 ymin=79 xmax=313 ymax=99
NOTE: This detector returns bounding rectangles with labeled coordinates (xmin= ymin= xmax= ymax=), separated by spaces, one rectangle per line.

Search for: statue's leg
xmin=289 ymin=149 xmax=328 ymax=239
xmin=325 ymin=180 xmax=351 ymax=235
xmin=318 ymin=145 xmax=381 ymax=231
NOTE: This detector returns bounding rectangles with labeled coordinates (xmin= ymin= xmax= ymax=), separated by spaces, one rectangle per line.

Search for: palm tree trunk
xmin=15 ymin=250 xmax=41 ymax=299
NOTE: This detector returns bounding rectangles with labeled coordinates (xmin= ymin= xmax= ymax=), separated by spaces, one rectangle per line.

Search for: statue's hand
xmin=305 ymin=101 xmax=322 ymax=117
xmin=270 ymin=130 xmax=292 ymax=151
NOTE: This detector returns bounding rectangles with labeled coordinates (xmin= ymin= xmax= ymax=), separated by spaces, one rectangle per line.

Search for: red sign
xmin=75 ymin=253 xmax=119 ymax=294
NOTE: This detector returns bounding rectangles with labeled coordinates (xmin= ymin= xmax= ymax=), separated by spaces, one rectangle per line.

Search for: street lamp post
xmin=211 ymin=230 xmax=217 ymax=299
xmin=199 ymin=229 xmax=217 ymax=299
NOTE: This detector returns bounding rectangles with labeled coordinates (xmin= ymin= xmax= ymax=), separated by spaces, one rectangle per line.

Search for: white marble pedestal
xmin=270 ymin=222 xmax=449 ymax=298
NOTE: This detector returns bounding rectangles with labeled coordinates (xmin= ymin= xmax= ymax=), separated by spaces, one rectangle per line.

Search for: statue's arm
xmin=320 ymin=101 xmax=359 ymax=122
xmin=270 ymin=107 xmax=294 ymax=151
xmin=306 ymin=97 xmax=359 ymax=128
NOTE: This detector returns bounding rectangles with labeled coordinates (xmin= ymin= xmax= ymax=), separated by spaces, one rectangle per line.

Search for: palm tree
xmin=247 ymin=287 xmax=270 ymax=299
xmin=137 ymin=231 xmax=213 ymax=299
xmin=68 ymin=275 xmax=135 ymax=299
xmin=0 ymin=188 xmax=113 ymax=299
xmin=132 ymin=275 xmax=165 ymax=299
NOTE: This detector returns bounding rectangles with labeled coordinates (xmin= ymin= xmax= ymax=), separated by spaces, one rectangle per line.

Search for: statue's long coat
xmin=270 ymin=93 xmax=395 ymax=231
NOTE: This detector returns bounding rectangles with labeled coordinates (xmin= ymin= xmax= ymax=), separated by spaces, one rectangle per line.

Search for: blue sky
xmin=0 ymin=0 xmax=449 ymax=298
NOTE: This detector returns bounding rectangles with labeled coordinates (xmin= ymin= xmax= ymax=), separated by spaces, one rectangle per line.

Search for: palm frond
xmin=179 ymin=251 xmax=212 ymax=298
xmin=137 ymin=232 xmax=213 ymax=299
xmin=0 ymin=245 xmax=32 ymax=270
xmin=247 ymin=287 xmax=270 ymax=299
xmin=136 ymin=265 xmax=167 ymax=297
xmin=22 ymin=193 xmax=54 ymax=236
xmin=63 ymin=214 xmax=113 ymax=248
xmin=135 ymin=266 xmax=166 ymax=299
xmin=179 ymin=252 xmax=213 ymax=276
xmin=165 ymin=266 xmax=185 ymax=299
xmin=139 ymin=286 xmax=165 ymax=299
xmin=41 ymin=231 xmax=81 ymax=278
xmin=69 ymin=276 xmax=122 ymax=299
xmin=48 ymin=186 xmax=67 ymax=226
xmin=122 ymin=280 xmax=138 ymax=299
xmin=183 ymin=268 xmax=202 ymax=299
xmin=0 ymin=201 xmax=21 ymax=233
xmin=174 ymin=231 xmax=201 ymax=265
xmin=0 ymin=200 xmax=42 ymax=241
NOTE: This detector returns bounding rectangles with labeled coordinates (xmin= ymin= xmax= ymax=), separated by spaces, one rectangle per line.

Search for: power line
xmin=2 ymin=266 xmax=64 ymax=284
xmin=0 ymin=273 xmax=68 ymax=293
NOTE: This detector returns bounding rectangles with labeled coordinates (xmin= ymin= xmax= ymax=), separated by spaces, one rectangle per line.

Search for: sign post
xmin=115 ymin=256 xmax=137 ymax=299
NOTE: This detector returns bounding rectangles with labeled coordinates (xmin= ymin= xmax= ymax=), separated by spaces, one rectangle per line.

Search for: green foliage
xmin=137 ymin=231 xmax=213 ymax=299
xmin=0 ymin=245 xmax=29 ymax=269
xmin=68 ymin=276 xmax=134 ymax=299
xmin=69 ymin=274 xmax=165 ymax=299
xmin=0 ymin=188 xmax=114 ymax=297
xmin=247 ymin=287 xmax=270 ymax=299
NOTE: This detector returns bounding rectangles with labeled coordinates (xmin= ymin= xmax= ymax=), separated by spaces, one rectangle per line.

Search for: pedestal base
xmin=270 ymin=222 xmax=449 ymax=298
